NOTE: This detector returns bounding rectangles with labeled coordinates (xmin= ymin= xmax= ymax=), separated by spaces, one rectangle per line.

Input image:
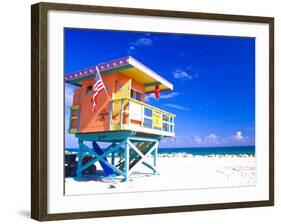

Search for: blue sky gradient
xmin=64 ymin=28 xmax=255 ymax=148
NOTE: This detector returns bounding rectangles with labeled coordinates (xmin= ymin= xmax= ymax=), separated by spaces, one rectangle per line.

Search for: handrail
xmin=110 ymin=97 xmax=175 ymax=136
xmin=111 ymin=97 xmax=176 ymax=117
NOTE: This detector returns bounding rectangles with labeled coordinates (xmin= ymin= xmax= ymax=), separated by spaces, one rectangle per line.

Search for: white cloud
xmin=159 ymin=136 xmax=189 ymax=148
xmin=234 ymin=131 xmax=244 ymax=142
xmin=204 ymin=133 xmax=219 ymax=144
xmin=164 ymin=104 xmax=189 ymax=111
xmin=173 ymin=69 xmax=193 ymax=80
xmin=159 ymin=131 xmax=254 ymax=148
xmin=163 ymin=133 xmax=219 ymax=147
xmin=128 ymin=46 xmax=136 ymax=51
xmin=161 ymin=92 xmax=179 ymax=99
xmin=194 ymin=135 xmax=202 ymax=144
xmin=145 ymin=93 xmax=155 ymax=101
xmin=133 ymin=37 xmax=153 ymax=46
xmin=145 ymin=92 xmax=179 ymax=101
xmin=221 ymin=131 xmax=250 ymax=145
xmin=128 ymin=37 xmax=153 ymax=53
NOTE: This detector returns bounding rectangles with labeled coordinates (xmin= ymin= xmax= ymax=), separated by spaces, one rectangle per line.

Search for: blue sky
xmin=64 ymin=28 xmax=255 ymax=148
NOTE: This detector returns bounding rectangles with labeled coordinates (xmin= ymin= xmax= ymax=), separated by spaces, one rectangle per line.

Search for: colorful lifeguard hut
xmin=65 ymin=56 xmax=175 ymax=181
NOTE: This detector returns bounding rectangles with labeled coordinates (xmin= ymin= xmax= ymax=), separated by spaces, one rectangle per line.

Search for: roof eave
xmin=128 ymin=56 xmax=173 ymax=91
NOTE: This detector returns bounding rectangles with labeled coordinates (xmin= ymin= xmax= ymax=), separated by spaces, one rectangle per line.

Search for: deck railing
xmin=110 ymin=97 xmax=175 ymax=137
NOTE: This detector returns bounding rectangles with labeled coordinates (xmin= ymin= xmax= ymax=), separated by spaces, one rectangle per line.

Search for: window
xmin=131 ymin=89 xmax=142 ymax=101
xmin=85 ymin=85 xmax=93 ymax=95
xmin=86 ymin=85 xmax=92 ymax=93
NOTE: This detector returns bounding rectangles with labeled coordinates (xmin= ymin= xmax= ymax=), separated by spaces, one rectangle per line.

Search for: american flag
xmin=92 ymin=66 xmax=105 ymax=111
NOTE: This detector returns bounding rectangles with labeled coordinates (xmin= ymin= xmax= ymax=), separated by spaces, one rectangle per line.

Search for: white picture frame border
xmin=46 ymin=9 xmax=271 ymax=214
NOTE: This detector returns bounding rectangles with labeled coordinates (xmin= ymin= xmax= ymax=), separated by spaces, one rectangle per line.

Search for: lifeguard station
xmin=65 ymin=56 xmax=175 ymax=181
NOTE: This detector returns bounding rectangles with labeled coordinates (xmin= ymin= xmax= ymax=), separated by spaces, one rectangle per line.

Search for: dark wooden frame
xmin=31 ymin=2 xmax=274 ymax=221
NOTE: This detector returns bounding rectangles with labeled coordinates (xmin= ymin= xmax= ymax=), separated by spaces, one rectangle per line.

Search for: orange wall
xmin=72 ymin=88 xmax=81 ymax=106
xmin=72 ymin=71 xmax=140 ymax=133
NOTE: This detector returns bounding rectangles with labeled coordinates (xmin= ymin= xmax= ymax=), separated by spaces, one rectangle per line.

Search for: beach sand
xmin=65 ymin=154 xmax=256 ymax=195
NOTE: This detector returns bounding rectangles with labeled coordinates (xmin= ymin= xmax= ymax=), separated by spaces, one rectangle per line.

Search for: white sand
xmin=65 ymin=154 xmax=256 ymax=195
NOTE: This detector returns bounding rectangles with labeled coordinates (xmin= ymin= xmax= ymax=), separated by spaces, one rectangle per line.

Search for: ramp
xmin=92 ymin=141 xmax=115 ymax=176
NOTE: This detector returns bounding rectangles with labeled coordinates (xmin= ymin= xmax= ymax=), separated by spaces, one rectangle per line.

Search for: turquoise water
xmin=66 ymin=146 xmax=255 ymax=156
xmin=158 ymin=146 xmax=255 ymax=155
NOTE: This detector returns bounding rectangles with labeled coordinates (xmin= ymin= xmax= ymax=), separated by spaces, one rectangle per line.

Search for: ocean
xmin=158 ymin=146 xmax=255 ymax=156
xmin=66 ymin=146 xmax=255 ymax=156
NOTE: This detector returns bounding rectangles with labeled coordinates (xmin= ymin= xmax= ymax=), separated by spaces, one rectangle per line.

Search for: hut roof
xmin=65 ymin=56 xmax=173 ymax=93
